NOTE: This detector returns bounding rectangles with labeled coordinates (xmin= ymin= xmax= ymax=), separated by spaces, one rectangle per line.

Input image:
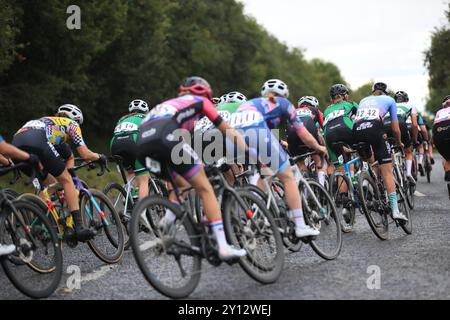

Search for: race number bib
xmin=355 ymin=108 xmax=380 ymax=121
xmin=194 ymin=111 xmax=231 ymax=133
xmin=324 ymin=110 xmax=345 ymax=126
xmin=23 ymin=120 xmax=46 ymax=129
xmin=114 ymin=122 xmax=139 ymax=134
xmin=148 ymin=103 xmax=178 ymax=118
xmin=296 ymin=109 xmax=313 ymax=118
xmin=230 ymin=111 xmax=263 ymax=128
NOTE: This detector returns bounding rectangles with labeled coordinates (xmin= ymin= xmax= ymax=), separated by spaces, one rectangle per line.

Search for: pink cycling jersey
xmin=434 ymin=107 xmax=450 ymax=125
xmin=141 ymin=95 xmax=220 ymax=131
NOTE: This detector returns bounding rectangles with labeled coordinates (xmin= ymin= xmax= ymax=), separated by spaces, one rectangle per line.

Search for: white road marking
xmin=414 ymin=191 xmax=426 ymax=197
xmin=139 ymin=239 xmax=161 ymax=251
xmin=81 ymin=265 xmax=118 ymax=283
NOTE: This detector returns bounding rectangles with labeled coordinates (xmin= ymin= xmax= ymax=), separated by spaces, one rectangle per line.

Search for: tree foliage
xmin=0 ymin=0 xmax=346 ymax=150
xmin=425 ymin=3 xmax=450 ymax=114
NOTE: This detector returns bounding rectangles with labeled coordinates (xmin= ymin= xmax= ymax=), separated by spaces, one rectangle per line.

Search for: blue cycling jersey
xmin=233 ymin=97 xmax=305 ymax=134
xmin=355 ymin=95 xmax=398 ymax=123
xmin=0 ymin=134 xmax=3 ymax=143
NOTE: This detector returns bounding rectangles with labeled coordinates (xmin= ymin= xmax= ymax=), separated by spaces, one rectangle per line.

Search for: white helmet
xmin=298 ymin=96 xmax=319 ymax=108
xmin=219 ymin=94 xmax=228 ymax=105
xmin=129 ymin=99 xmax=149 ymax=113
xmin=261 ymin=79 xmax=289 ymax=98
xmin=224 ymin=91 xmax=247 ymax=104
xmin=57 ymin=104 xmax=84 ymax=125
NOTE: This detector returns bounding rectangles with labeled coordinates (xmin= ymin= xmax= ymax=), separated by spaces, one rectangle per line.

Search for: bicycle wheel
xmin=0 ymin=200 xmax=62 ymax=299
xmin=302 ymin=179 xmax=342 ymax=260
xmin=357 ymin=171 xmax=389 ymax=240
xmin=223 ymin=189 xmax=285 ymax=284
xmin=103 ymin=182 xmax=132 ymax=250
xmin=80 ymin=189 xmax=124 ymax=264
xmin=425 ymin=157 xmax=432 ymax=184
xmin=17 ymin=193 xmax=63 ymax=272
xmin=329 ymin=172 xmax=356 ymax=233
xmin=396 ymin=181 xmax=412 ymax=235
xmin=405 ymin=176 xmax=415 ymax=210
xmin=130 ymin=195 xmax=202 ymax=299
xmin=244 ymin=184 xmax=302 ymax=252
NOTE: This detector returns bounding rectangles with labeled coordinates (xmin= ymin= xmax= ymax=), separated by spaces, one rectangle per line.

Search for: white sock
xmin=164 ymin=200 xmax=179 ymax=223
xmin=406 ymin=160 xmax=412 ymax=176
xmin=318 ymin=171 xmax=326 ymax=187
xmin=418 ymin=153 xmax=424 ymax=164
xmin=288 ymin=209 xmax=306 ymax=228
xmin=210 ymin=219 xmax=228 ymax=248
xmin=249 ymin=172 xmax=260 ymax=186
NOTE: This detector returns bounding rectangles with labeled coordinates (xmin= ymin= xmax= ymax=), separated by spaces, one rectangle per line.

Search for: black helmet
xmin=330 ymin=84 xmax=349 ymax=99
xmin=394 ymin=91 xmax=409 ymax=102
xmin=372 ymin=82 xmax=389 ymax=94
xmin=442 ymin=95 xmax=450 ymax=105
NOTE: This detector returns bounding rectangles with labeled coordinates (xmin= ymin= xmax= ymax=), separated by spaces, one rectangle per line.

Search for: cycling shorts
xmin=353 ymin=120 xmax=392 ymax=165
xmin=111 ymin=133 xmax=148 ymax=176
xmin=239 ymin=124 xmax=289 ymax=174
xmin=383 ymin=121 xmax=412 ymax=148
xmin=433 ymin=120 xmax=450 ymax=161
xmin=12 ymin=129 xmax=66 ymax=178
xmin=287 ymin=119 xmax=320 ymax=157
xmin=136 ymin=119 xmax=203 ymax=181
xmin=324 ymin=119 xmax=354 ymax=166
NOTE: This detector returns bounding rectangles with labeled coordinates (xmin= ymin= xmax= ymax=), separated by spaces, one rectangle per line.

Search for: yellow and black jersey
xmin=16 ymin=117 xmax=86 ymax=147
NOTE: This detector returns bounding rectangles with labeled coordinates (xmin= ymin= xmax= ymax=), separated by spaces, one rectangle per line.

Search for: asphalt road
xmin=1 ymin=156 xmax=449 ymax=300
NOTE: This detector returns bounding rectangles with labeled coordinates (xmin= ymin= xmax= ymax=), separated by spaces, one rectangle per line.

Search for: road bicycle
xmin=423 ymin=141 xmax=433 ymax=184
xmin=0 ymin=163 xmax=62 ymax=299
xmin=242 ymin=152 xmax=342 ymax=260
xmin=351 ymin=142 xmax=412 ymax=240
xmin=129 ymin=157 xmax=284 ymax=299
xmin=103 ymin=155 xmax=168 ymax=249
xmin=18 ymin=159 xmax=124 ymax=265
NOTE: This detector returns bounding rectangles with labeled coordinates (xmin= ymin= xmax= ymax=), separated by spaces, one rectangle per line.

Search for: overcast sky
xmin=240 ymin=0 xmax=449 ymax=112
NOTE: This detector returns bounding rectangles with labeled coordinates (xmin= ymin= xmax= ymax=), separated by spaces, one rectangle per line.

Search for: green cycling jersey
xmin=323 ymin=101 xmax=358 ymax=130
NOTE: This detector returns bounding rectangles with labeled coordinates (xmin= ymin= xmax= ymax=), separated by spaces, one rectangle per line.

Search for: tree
xmin=425 ymin=3 xmax=450 ymax=114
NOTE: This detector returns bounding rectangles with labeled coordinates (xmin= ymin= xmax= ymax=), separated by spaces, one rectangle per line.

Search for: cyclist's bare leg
xmin=313 ymin=154 xmax=327 ymax=187
xmin=277 ymin=165 xmax=319 ymax=236
xmin=136 ymin=173 xmax=149 ymax=200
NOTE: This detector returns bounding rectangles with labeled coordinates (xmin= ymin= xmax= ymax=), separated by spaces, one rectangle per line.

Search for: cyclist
xmin=136 ymin=76 xmax=248 ymax=260
xmin=352 ymin=82 xmax=408 ymax=221
xmin=323 ymin=84 xmax=357 ymax=168
xmin=231 ymin=79 xmax=328 ymax=238
xmin=0 ymin=133 xmax=39 ymax=256
xmin=323 ymin=84 xmax=358 ymax=218
xmin=193 ymin=91 xmax=248 ymax=184
xmin=286 ymin=96 xmax=327 ymax=187
xmin=110 ymin=99 xmax=151 ymax=200
xmin=12 ymin=104 xmax=107 ymax=241
xmin=384 ymin=91 xmax=418 ymax=184
xmin=432 ymin=95 xmax=450 ymax=195
xmin=415 ymin=113 xmax=430 ymax=176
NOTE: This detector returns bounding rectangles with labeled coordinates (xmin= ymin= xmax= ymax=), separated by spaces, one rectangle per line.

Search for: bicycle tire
xmin=130 ymin=195 xmax=202 ymax=299
xmin=303 ymin=179 xmax=342 ymax=260
xmin=396 ymin=181 xmax=412 ymax=235
xmin=0 ymin=200 xmax=62 ymax=299
xmin=80 ymin=189 xmax=125 ymax=264
xmin=425 ymin=158 xmax=432 ymax=184
xmin=17 ymin=193 xmax=63 ymax=273
xmin=329 ymin=171 xmax=356 ymax=233
xmin=223 ymin=189 xmax=285 ymax=284
xmin=244 ymin=184 xmax=302 ymax=252
xmin=357 ymin=171 xmax=389 ymax=240
xmin=103 ymin=182 xmax=132 ymax=250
